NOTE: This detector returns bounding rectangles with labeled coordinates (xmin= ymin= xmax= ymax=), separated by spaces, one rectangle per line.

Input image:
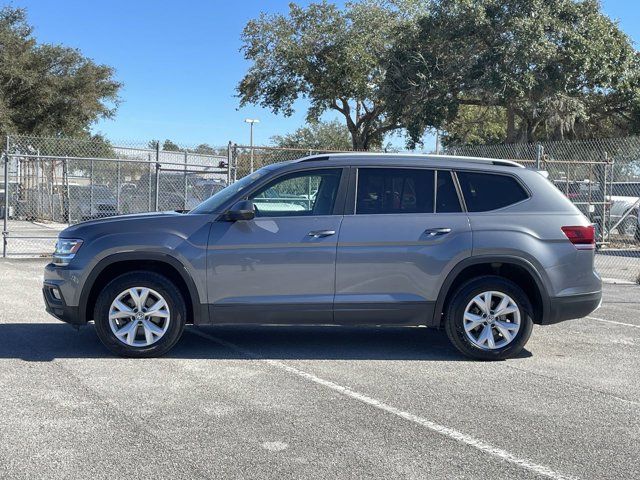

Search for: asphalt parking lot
xmin=0 ymin=260 xmax=638 ymax=479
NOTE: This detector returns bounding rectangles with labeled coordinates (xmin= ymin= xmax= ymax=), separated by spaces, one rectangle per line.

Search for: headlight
xmin=53 ymin=238 xmax=83 ymax=266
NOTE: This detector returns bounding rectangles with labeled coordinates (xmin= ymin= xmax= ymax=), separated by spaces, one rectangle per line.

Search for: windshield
xmin=189 ymin=170 xmax=267 ymax=214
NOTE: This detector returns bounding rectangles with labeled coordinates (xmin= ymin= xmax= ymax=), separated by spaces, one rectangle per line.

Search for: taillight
xmin=561 ymin=225 xmax=595 ymax=250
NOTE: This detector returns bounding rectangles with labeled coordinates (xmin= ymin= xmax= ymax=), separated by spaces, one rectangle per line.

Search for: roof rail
xmin=426 ymin=154 xmax=524 ymax=168
xmin=298 ymin=152 xmax=525 ymax=168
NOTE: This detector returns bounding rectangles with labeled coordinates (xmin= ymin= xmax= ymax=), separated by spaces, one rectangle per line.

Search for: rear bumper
xmin=544 ymin=291 xmax=602 ymax=325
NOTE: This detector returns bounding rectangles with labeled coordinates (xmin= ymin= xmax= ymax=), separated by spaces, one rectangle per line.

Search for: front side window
xmin=457 ymin=171 xmax=528 ymax=212
xmin=356 ymin=168 xmax=434 ymax=214
xmin=190 ymin=169 xmax=268 ymax=214
xmin=249 ymin=169 xmax=342 ymax=217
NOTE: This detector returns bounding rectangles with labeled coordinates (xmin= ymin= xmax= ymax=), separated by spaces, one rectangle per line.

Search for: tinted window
xmin=436 ymin=171 xmax=462 ymax=213
xmin=457 ymin=172 xmax=528 ymax=212
xmin=249 ymin=169 xmax=342 ymax=217
xmin=356 ymin=168 xmax=434 ymax=214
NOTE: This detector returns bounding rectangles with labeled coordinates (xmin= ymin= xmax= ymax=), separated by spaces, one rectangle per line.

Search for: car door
xmin=334 ymin=167 xmax=472 ymax=324
xmin=207 ymin=167 xmax=346 ymax=324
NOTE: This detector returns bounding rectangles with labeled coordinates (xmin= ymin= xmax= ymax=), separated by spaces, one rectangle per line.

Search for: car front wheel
xmin=444 ymin=276 xmax=533 ymax=361
xmin=93 ymin=271 xmax=186 ymax=357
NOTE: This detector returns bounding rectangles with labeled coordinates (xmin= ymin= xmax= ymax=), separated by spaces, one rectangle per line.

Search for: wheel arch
xmin=80 ymin=252 xmax=205 ymax=325
xmin=433 ymin=256 xmax=551 ymax=327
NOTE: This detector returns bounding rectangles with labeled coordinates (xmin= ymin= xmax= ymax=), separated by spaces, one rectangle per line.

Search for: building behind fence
xmin=2 ymin=134 xmax=639 ymax=281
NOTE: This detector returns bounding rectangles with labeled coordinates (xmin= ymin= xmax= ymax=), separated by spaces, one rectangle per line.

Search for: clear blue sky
xmin=8 ymin=0 xmax=640 ymax=149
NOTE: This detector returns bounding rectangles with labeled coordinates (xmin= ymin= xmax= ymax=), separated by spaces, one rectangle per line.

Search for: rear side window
xmin=456 ymin=171 xmax=528 ymax=212
xmin=356 ymin=168 xmax=434 ymax=214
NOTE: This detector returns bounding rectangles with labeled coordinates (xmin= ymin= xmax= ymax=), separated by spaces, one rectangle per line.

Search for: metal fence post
xmin=147 ymin=153 xmax=152 ymax=212
xmin=62 ymin=158 xmax=70 ymax=225
xmin=602 ymin=151 xmax=610 ymax=242
xmin=36 ymin=149 xmax=42 ymax=219
xmin=183 ymin=150 xmax=188 ymax=210
xmin=116 ymin=160 xmax=121 ymax=214
xmin=535 ymin=144 xmax=544 ymax=169
xmin=154 ymin=143 xmax=160 ymax=211
xmin=2 ymin=145 xmax=9 ymax=258
xmin=232 ymin=143 xmax=238 ymax=183
xmin=90 ymin=159 xmax=94 ymax=219
xmin=227 ymin=141 xmax=232 ymax=184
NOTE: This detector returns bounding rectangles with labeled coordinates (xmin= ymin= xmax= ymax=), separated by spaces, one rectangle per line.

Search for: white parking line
xmin=191 ymin=329 xmax=578 ymax=480
xmin=586 ymin=316 xmax=640 ymax=329
xmin=601 ymin=278 xmax=637 ymax=285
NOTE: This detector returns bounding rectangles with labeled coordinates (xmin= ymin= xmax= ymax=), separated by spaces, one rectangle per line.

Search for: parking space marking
xmin=601 ymin=278 xmax=637 ymax=285
xmin=586 ymin=316 xmax=640 ymax=329
xmin=190 ymin=329 xmax=578 ymax=480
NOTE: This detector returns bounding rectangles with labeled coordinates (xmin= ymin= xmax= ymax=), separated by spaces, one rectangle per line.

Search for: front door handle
xmin=308 ymin=230 xmax=336 ymax=238
xmin=424 ymin=227 xmax=452 ymax=237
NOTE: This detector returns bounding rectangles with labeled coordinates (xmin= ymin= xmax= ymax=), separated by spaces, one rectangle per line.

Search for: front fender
xmin=77 ymin=250 xmax=206 ymax=325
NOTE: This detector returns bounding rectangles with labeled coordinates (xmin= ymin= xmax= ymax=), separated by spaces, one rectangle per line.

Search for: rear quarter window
xmin=456 ymin=171 xmax=529 ymax=212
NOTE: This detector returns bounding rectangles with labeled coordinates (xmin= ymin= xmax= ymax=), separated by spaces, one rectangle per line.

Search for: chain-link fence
xmin=2 ymin=135 xmax=228 ymax=256
xmin=229 ymin=144 xmax=353 ymax=181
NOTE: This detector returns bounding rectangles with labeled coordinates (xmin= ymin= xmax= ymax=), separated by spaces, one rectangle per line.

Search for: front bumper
xmin=544 ymin=291 xmax=602 ymax=325
xmin=43 ymin=262 xmax=85 ymax=326
xmin=42 ymin=283 xmax=83 ymax=325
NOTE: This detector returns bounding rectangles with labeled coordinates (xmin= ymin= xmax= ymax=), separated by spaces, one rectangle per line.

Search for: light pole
xmin=244 ymin=118 xmax=259 ymax=173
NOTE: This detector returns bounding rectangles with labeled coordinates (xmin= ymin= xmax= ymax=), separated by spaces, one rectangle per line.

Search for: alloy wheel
xmin=463 ymin=291 xmax=521 ymax=350
xmin=108 ymin=287 xmax=171 ymax=347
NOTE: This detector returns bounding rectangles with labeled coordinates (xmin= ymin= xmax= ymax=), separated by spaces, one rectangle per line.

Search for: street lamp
xmin=244 ymin=118 xmax=260 ymax=173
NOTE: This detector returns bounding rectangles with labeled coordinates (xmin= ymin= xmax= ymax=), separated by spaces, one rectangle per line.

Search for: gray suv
xmin=43 ymin=154 xmax=602 ymax=360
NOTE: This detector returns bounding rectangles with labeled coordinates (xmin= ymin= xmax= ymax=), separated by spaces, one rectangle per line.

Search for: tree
xmin=0 ymin=7 xmax=121 ymax=143
xmin=162 ymin=139 xmax=180 ymax=151
xmin=441 ymin=106 xmax=507 ymax=147
xmin=238 ymin=1 xmax=423 ymax=150
xmin=271 ymin=120 xmax=353 ymax=150
xmin=385 ymin=0 xmax=640 ymax=145
xmin=147 ymin=139 xmax=180 ymax=151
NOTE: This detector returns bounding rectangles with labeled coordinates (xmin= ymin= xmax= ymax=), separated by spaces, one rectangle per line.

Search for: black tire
xmin=94 ymin=271 xmax=186 ymax=358
xmin=444 ymin=276 xmax=534 ymax=361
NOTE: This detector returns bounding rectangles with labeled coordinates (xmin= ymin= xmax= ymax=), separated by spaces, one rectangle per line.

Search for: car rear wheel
xmin=94 ymin=271 xmax=186 ymax=358
xmin=444 ymin=276 xmax=533 ymax=361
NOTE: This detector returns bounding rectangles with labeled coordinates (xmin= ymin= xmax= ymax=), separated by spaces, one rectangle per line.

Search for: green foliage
xmin=147 ymin=139 xmax=226 ymax=156
xmin=386 ymin=0 xmax=640 ymax=145
xmin=147 ymin=139 xmax=180 ymax=152
xmin=441 ymin=106 xmax=507 ymax=147
xmin=162 ymin=139 xmax=180 ymax=151
xmin=271 ymin=120 xmax=353 ymax=150
xmin=0 ymin=7 xmax=121 ymax=143
xmin=238 ymin=1 xmax=422 ymax=150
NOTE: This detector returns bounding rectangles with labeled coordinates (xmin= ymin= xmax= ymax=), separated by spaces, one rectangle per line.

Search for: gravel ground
xmin=0 ymin=259 xmax=638 ymax=480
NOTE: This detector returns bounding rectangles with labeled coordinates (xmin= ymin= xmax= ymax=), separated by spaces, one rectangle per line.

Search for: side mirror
xmin=226 ymin=200 xmax=255 ymax=221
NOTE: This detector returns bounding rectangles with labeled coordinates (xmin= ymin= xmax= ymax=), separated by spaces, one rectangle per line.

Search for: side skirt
xmin=202 ymin=301 xmax=434 ymax=326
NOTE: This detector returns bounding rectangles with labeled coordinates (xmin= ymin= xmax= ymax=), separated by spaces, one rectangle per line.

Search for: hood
xmin=60 ymin=211 xmax=186 ymax=238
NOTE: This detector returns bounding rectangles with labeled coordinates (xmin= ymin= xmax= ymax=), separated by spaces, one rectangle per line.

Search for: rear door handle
xmin=424 ymin=227 xmax=452 ymax=237
xmin=308 ymin=230 xmax=336 ymax=238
